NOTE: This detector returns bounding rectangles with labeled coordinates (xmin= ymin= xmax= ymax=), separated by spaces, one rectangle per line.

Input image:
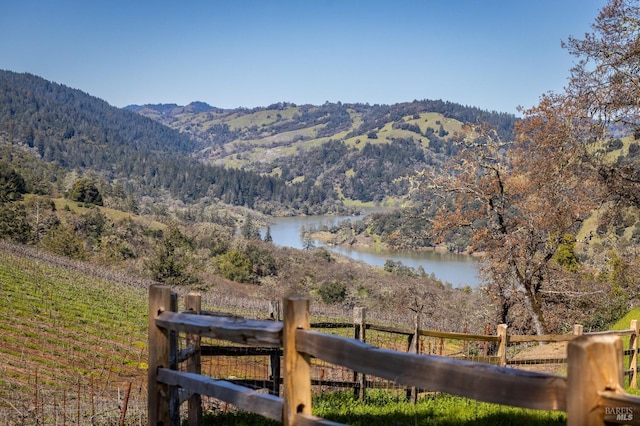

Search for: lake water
xmin=261 ymin=214 xmax=480 ymax=288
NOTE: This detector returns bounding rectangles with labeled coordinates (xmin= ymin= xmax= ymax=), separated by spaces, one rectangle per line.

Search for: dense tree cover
xmin=270 ymin=102 xmax=353 ymax=137
xmin=343 ymin=138 xmax=426 ymax=202
xmin=0 ymin=70 xmax=343 ymax=214
xmin=364 ymin=207 xmax=437 ymax=250
xmin=273 ymin=138 xmax=432 ymax=202
xmin=278 ymin=139 xmax=352 ymax=182
xmin=131 ymin=98 xmax=517 ymax=205
xmin=0 ymin=71 xmax=197 ymax=154
xmin=205 ymin=123 xmax=242 ymax=145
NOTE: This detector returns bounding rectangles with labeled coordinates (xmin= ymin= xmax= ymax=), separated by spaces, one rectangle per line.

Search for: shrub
xmin=318 ymin=280 xmax=347 ymax=304
xmin=215 ymin=250 xmax=253 ymax=283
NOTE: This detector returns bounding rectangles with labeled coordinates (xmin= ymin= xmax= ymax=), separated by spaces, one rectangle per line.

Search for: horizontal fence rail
xmin=296 ymin=329 xmax=566 ymax=411
xmin=148 ymin=285 xmax=640 ymax=425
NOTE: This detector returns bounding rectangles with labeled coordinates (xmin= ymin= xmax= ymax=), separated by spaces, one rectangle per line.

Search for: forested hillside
xmin=127 ymin=99 xmax=518 ymax=204
xmin=0 ymin=70 xmax=518 ymax=214
xmin=0 ymin=71 xmax=344 ymax=215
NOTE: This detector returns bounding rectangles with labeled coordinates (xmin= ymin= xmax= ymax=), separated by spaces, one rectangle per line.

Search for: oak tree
xmin=422 ymin=0 xmax=640 ymax=333
xmin=562 ymin=0 xmax=640 ymax=207
xmin=422 ymin=118 xmax=599 ymax=334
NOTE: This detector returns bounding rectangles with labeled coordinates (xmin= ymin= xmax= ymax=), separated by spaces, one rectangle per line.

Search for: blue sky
xmin=1 ymin=0 xmax=604 ymax=114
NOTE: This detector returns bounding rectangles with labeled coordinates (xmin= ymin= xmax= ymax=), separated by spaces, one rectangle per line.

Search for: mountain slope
xmin=0 ymin=71 xmax=343 ymax=214
xmin=0 ymin=69 xmax=518 ymax=212
xmin=128 ymin=100 xmax=518 ymax=204
xmin=127 ymin=100 xmax=516 ymax=166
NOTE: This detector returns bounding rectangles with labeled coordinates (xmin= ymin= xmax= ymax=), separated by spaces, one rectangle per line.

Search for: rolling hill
xmin=126 ymin=100 xmax=518 ymax=205
xmin=0 ymin=70 xmax=345 ymax=214
xmin=0 ymin=69 xmax=519 ymax=213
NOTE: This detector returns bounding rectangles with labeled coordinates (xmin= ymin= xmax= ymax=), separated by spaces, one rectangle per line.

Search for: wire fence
xmin=0 ymin=373 xmax=147 ymax=425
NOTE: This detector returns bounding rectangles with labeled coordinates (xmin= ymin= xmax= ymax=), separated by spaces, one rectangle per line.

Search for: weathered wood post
xmin=407 ymin=311 xmax=420 ymax=403
xmin=269 ymin=300 xmax=281 ymax=321
xmin=269 ymin=300 xmax=281 ymax=396
xmin=567 ymin=335 xmax=624 ymax=426
xmin=148 ymin=285 xmax=172 ymax=426
xmin=497 ymin=324 xmax=508 ymax=367
xmin=631 ymin=319 xmax=639 ymax=389
xmin=185 ymin=292 xmax=202 ymax=426
xmin=483 ymin=322 xmax=491 ymax=356
xmin=283 ymin=296 xmax=312 ymax=426
xmin=353 ymin=307 xmax=366 ymax=400
xmin=169 ymin=292 xmax=180 ymax=425
xmin=573 ymin=324 xmax=584 ymax=336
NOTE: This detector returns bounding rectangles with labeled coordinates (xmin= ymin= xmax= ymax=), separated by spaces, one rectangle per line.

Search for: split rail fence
xmin=148 ymin=285 xmax=640 ymax=425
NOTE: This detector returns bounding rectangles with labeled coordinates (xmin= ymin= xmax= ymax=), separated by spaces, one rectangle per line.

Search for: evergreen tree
xmin=263 ymin=226 xmax=273 ymax=243
xmin=145 ymin=224 xmax=200 ymax=287
xmin=68 ymin=178 xmax=103 ymax=206
xmin=0 ymin=164 xmax=27 ymax=202
xmin=0 ymin=203 xmax=33 ymax=243
xmin=39 ymin=223 xmax=87 ymax=259
xmin=241 ymin=216 xmax=261 ymax=240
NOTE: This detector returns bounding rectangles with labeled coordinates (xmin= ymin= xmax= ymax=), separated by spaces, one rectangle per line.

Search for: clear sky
xmin=0 ymin=0 xmax=605 ymax=114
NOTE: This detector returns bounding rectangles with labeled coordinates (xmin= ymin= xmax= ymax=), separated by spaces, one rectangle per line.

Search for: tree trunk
xmin=515 ymin=281 xmax=546 ymax=335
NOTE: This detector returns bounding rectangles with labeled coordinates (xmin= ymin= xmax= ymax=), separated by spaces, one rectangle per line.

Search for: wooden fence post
xmin=497 ymin=324 xmax=508 ymax=367
xmin=353 ymin=307 xmax=366 ymax=400
xmin=269 ymin=300 xmax=281 ymax=397
xmin=483 ymin=322 xmax=491 ymax=356
xmin=407 ymin=311 xmax=420 ymax=403
xmin=567 ymin=335 xmax=624 ymax=426
xmin=269 ymin=300 xmax=281 ymax=321
xmin=169 ymin=292 xmax=180 ymax=425
xmin=631 ymin=319 xmax=639 ymax=389
xmin=148 ymin=285 xmax=172 ymax=426
xmin=573 ymin=324 xmax=583 ymax=336
xmin=185 ymin=292 xmax=202 ymax=426
xmin=283 ymin=296 xmax=312 ymax=426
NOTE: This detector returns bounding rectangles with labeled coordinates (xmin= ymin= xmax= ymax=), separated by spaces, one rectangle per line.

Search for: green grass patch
xmin=612 ymin=308 xmax=640 ymax=331
xmin=202 ymin=390 xmax=566 ymax=425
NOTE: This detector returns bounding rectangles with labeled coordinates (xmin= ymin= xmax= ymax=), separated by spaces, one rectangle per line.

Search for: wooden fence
xmin=194 ymin=303 xmax=639 ymax=396
xmin=148 ymin=285 xmax=640 ymax=425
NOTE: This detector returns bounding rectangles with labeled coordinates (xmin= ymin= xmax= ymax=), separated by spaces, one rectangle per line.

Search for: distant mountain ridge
xmin=127 ymin=99 xmax=518 ymax=203
xmin=124 ymin=101 xmax=222 ymax=117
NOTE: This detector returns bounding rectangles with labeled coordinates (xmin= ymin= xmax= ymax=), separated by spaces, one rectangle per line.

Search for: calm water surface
xmin=261 ymin=214 xmax=480 ymax=288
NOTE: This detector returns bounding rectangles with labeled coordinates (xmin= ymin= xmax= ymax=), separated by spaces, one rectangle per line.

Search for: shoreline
xmin=308 ymin=231 xmax=484 ymax=257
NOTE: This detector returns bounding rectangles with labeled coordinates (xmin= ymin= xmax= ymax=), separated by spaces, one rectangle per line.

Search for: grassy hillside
xmin=129 ymin=100 xmax=515 ymax=169
xmin=142 ymin=106 xmax=466 ymax=169
xmin=127 ymin=99 xmax=517 ymax=206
